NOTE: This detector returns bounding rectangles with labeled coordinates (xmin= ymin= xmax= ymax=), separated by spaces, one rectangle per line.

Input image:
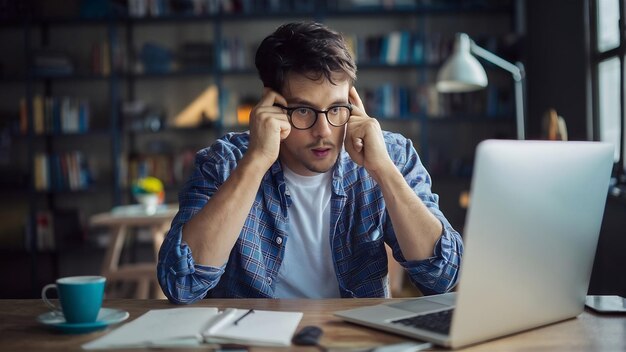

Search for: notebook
xmin=335 ymin=140 xmax=613 ymax=349
xmin=82 ymin=307 xmax=303 ymax=349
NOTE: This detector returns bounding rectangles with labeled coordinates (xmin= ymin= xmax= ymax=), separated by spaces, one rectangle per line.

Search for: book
xmin=82 ymin=307 xmax=303 ymax=349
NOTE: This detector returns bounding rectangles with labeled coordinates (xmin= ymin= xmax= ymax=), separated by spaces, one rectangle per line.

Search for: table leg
xmin=135 ymin=279 xmax=150 ymax=299
xmin=101 ymin=225 xmax=127 ymax=275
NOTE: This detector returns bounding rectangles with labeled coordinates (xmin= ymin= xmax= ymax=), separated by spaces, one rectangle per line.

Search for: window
xmin=597 ymin=0 xmax=621 ymax=51
xmin=598 ymin=57 xmax=621 ymax=162
xmin=591 ymin=0 xmax=625 ymax=176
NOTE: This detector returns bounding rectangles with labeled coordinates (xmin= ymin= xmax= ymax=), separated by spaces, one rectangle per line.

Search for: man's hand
xmin=346 ymin=87 xmax=443 ymax=262
xmin=247 ymin=88 xmax=291 ymax=170
xmin=345 ymin=87 xmax=394 ymax=179
xmin=182 ymin=89 xmax=290 ymax=267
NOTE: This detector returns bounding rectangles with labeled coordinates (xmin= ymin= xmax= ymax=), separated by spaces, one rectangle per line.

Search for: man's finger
xmin=353 ymin=137 xmax=364 ymax=153
xmin=259 ymin=88 xmax=287 ymax=107
xmin=279 ymin=120 xmax=291 ymax=140
xmin=349 ymin=103 xmax=368 ymax=118
xmin=349 ymin=87 xmax=365 ymax=111
xmin=274 ymin=91 xmax=288 ymax=107
xmin=344 ymin=135 xmax=364 ymax=166
xmin=258 ymin=88 xmax=276 ymax=107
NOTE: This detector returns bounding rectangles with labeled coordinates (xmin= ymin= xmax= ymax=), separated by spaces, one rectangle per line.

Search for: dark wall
xmin=525 ymin=0 xmax=590 ymax=140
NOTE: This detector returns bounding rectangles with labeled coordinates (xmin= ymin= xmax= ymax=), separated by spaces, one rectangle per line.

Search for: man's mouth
xmin=311 ymin=147 xmax=331 ymax=157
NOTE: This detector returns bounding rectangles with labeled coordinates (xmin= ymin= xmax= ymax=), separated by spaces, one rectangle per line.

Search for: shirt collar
xmin=331 ymin=149 xmax=349 ymax=198
xmin=267 ymin=150 xmax=349 ymax=201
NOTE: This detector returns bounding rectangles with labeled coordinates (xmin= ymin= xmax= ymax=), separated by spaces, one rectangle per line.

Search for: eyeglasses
xmin=274 ymin=103 xmax=352 ymax=130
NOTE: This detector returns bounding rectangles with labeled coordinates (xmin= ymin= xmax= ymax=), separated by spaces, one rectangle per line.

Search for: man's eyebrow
xmin=287 ymin=98 xmax=350 ymax=107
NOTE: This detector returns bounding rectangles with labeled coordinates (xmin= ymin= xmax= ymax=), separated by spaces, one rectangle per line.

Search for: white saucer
xmin=37 ymin=307 xmax=129 ymax=334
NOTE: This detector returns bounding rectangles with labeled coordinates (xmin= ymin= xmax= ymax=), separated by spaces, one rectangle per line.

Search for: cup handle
xmin=41 ymin=284 xmax=61 ymax=311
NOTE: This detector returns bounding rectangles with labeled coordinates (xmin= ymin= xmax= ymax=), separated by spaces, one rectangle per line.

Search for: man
xmin=157 ymin=22 xmax=463 ymax=303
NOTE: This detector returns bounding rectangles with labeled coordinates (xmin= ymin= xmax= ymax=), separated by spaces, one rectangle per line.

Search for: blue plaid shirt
xmin=158 ymin=131 xmax=463 ymax=303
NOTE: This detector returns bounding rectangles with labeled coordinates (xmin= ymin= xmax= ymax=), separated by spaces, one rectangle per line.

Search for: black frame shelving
xmin=1 ymin=0 xmax=519 ymax=297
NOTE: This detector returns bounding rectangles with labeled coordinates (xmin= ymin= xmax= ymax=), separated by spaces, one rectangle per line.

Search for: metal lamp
xmin=436 ymin=33 xmax=526 ymax=140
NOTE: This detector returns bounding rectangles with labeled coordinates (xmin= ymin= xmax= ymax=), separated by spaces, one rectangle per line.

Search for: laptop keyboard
xmin=391 ymin=308 xmax=454 ymax=335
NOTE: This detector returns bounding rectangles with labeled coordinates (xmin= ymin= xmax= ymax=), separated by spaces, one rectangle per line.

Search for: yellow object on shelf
xmin=135 ymin=176 xmax=164 ymax=194
xmin=132 ymin=177 xmax=165 ymax=214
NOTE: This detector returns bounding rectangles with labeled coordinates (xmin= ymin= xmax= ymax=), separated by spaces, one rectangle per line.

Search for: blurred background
xmin=0 ymin=0 xmax=624 ymax=299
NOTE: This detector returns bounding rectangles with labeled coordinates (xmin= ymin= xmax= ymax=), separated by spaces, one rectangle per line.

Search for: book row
xmin=20 ymin=95 xmax=91 ymax=135
xmin=33 ymin=151 xmax=93 ymax=192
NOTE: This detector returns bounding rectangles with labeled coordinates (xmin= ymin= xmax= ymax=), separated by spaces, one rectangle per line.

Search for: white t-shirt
xmin=274 ymin=165 xmax=341 ymax=298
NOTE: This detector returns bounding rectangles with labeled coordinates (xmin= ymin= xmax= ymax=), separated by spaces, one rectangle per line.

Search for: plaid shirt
xmin=158 ymin=131 xmax=463 ymax=303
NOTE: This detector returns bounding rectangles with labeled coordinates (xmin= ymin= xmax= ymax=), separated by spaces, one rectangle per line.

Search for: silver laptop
xmin=335 ymin=140 xmax=613 ymax=349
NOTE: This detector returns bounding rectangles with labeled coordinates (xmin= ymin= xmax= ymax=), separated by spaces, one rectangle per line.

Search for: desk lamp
xmin=436 ymin=33 xmax=526 ymax=140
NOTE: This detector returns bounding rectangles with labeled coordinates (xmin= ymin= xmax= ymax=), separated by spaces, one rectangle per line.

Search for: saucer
xmin=37 ymin=307 xmax=129 ymax=334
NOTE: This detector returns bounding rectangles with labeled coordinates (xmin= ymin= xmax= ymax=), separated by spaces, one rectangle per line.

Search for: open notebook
xmin=82 ymin=307 xmax=303 ymax=349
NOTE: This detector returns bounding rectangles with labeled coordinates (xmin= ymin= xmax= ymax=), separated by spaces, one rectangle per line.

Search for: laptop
xmin=335 ymin=139 xmax=613 ymax=349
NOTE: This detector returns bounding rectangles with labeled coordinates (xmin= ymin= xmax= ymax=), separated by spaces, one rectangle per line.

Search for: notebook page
xmin=83 ymin=307 xmax=219 ymax=349
xmin=203 ymin=309 xmax=303 ymax=347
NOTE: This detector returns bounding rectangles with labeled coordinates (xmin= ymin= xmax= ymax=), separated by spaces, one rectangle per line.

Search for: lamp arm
xmin=469 ymin=40 xmax=526 ymax=139
xmin=470 ymin=42 xmax=524 ymax=81
xmin=514 ymin=77 xmax=525 ymax=140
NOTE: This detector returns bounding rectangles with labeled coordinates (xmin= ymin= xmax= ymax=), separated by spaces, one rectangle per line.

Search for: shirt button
xmin=267 ymin=277 xmax=272 ymax=285
xmin=275 ymin=236 xmax=283 ymax=245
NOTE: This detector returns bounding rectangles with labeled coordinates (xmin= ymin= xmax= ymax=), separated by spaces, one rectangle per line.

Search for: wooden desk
xmin=89 ymin=205 xmax=178 ymax=299
xmin=1 ymin=299 xmax=624 ymax=351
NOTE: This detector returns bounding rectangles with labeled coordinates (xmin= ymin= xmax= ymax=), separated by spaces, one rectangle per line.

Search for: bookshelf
xmin=0 ymin=0 xmax=520 ymax=296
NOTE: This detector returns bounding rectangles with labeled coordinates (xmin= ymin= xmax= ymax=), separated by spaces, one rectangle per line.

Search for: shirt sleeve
xmin=384 ymin=133 xmax=464 ymax=295
xmin=156 ymin=136 xmax=244 ymax=304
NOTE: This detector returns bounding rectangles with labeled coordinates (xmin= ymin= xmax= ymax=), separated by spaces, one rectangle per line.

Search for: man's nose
xmin=311 ymin=113 xmax=332 ymax=137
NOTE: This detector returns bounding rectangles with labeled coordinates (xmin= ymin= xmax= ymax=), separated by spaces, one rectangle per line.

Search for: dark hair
xmin=255 ymin=22 xmax=357 ymax=93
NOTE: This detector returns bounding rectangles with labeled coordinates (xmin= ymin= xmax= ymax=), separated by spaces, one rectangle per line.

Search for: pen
xmin=233 ymin=309 xmax=254 ymax=325
xmin=205 ymin=308 xmax=238 ymax=335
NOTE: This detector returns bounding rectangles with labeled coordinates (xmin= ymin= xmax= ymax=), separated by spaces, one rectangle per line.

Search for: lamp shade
xmin=436 ymin=33 xmax=488 ymax=93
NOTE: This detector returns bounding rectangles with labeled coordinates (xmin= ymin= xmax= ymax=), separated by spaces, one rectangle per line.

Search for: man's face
xmin=278 ymin=73 xmax=350 ymax=176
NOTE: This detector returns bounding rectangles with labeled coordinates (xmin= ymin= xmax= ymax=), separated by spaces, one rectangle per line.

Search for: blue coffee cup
xmin=41 ymin=276 xmax=106 ymax=324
